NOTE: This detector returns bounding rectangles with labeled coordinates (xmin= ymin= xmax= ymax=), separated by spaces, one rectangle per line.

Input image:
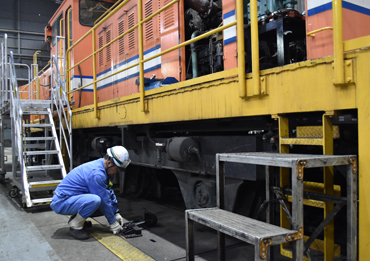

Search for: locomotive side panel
xmin=306 ymin=0 xmax=370 ymax=59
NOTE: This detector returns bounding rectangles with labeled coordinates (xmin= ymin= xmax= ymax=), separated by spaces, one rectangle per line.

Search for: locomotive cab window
xmin=52 ymin=12 xmax=63 ymax=47
xmin=79 ymin=0 xmax=115 ymax=26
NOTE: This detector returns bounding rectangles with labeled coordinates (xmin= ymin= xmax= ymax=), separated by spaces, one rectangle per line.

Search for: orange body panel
xmin=35 ymin=0 xmax=187 ymax=108
xmin=306 ymin=1 xmax=370 ymax=60
xmin=222 ymin=0 xmax=238 ymax=71
xmin=94 ymin=0 xmax=183 ymax=104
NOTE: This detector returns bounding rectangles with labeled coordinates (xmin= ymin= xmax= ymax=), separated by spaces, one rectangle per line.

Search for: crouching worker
xmin=50 ymin=146 xmax=131 ymax=240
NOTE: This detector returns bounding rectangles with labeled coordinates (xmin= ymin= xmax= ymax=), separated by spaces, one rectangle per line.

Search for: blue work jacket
xmin=54 ymin=158 xmax=118 ymax=223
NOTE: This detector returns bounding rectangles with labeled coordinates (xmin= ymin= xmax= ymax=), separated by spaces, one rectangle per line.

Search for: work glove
xmin=115 ymin=213 xmax=125 ymax=226
xmin=109 ymin=221 xmax=122 ymax=235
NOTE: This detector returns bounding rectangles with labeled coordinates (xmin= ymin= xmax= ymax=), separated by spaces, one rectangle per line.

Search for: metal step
xmin=187 ymin=208 xmax=299 ymax=244
xmin=20 ymin=100 xmax=51 ymax=108
xmin=24 ymin=143 xmax=46 ymax=149
xmin=26 ymin=164 xmax=62 ymax=171
xmin=23 ymin=123 xmax=52 ymax=128
xmin=31 ymin=198 xmax=53 ymax=206
xmin=24 ymin=150 xmax=58 ymax=156
xmin=280 ymin=137 xmax=323 ymax=146
xmin=29 ymin=179 xmax=62 ymax=188
xmin=22 ymin=110 xmax=49 ymax=115
xmin=23 ymin=137 xmax=56 ymax=141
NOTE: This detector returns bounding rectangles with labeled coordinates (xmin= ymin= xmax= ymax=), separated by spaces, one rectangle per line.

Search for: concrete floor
xmin=0 ymin=174 xmax=260 ymax=261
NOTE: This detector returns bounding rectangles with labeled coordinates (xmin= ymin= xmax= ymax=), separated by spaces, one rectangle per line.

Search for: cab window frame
xmin=52 ymin=12 xmax=64 ymax=47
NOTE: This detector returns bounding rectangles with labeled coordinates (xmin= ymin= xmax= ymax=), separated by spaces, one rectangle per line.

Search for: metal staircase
xmin=0 ymin=33 xmax=72 ymax=207
xmin=275 ymin=112 xmax=355 ymax=260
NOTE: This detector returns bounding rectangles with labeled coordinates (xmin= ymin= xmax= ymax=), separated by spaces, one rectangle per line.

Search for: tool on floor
xmin=120 ymin=209 xmax=157 ymax=238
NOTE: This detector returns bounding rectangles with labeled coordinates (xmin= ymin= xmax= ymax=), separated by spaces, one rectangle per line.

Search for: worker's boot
xmin=68 ymin=214 xmax=92 ymax=228
xmin=68 ymin=213 xmax=90 ymax=240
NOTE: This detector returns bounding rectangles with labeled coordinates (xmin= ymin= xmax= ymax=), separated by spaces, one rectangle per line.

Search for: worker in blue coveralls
xmin=50 ymin=146 xmax=131 ymax=240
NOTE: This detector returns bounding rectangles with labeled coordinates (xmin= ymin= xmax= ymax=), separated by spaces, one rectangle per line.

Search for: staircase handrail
xmin=0 ymin=34 xmax=10 ymax=109
xmin=51 ymin=54 xmax=73 ymax=171
xmin=8 ymin=51 xmax=24 ymax=171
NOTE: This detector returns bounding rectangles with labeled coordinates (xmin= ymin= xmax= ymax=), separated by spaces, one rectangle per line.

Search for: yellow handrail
xmin=38 ymin=60 xmax=51 ymax=76
xmin=68 ymin=21 xmax=237 ymax=95
xmin=307 ymin=27 xmax=333 ymax=37
xmin=333 ymin=0 xmax=344 ymax=84
xmin=67 ymin=9 xmax=72 ymax=104
xmin=250 ymin=0 xmax=259 ymax=96
xmin=66 ymin=0 xmax=246 ymax=116
xmin=33 ymin=51 xmax=41 ymax=100
xmin=138 ymin=0 xmax=145 ymax=112
xmin=59 ymin=18 xmax=65 ymax=57
xmin=237 ymin=0 xmax=246 ymax=97
xmin=67 ymin=8 xmax=72 ymax=120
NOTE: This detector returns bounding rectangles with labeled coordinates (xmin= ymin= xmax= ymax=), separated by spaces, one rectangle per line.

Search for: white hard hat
xmin=107 ymin=146 xmax=131 ymax=170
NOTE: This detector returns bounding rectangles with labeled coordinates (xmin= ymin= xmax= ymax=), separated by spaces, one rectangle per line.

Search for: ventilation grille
xmin=118 ymin=20 xmax=125 ymax=55
xmin=106 ymin=30 xmax=111 ymax=62
xmin=144 ymin=0 xmax=153 ymax=42
xmin=128 ymin=12 xmax=135 ymax=50
xmin=99 ymin=35 xmax=103 ymax=66
xmin=163 ymin=0 xmax=174 ymax=30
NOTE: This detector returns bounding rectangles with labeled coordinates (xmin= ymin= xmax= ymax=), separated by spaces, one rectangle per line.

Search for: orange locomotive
xmin=37 ymin=0 xmax=308 ymax=206
xmin=22 ymin=0 xmax=370 ymax=258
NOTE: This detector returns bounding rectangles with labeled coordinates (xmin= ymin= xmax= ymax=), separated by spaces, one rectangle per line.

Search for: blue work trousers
xmin=51 ymin=193 xmax=118 ymax=219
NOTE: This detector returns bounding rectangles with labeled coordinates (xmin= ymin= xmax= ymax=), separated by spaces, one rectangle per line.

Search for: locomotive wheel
xmin=9 ymin=187 xmax=19 ymax=198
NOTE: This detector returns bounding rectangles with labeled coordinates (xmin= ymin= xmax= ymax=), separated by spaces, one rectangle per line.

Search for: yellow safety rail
xmin=333 ymin=0 xmax=344 ymax=84
xmin=67 ymin=8 xmax=72 ymax=104
xmin=32 ymin=51 xmax=41 ymax=100
xmin=66 ymin=0 xmax=248 ymax=117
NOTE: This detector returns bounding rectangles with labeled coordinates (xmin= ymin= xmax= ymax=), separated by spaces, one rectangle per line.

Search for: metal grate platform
xmin=186 ymin=152 xmax=357 ymax=261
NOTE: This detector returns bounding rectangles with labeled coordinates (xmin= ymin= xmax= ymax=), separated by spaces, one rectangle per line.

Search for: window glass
xmin=52 ymin=12 xmax=63 ymax=47
xmin=79 ymin=0 xmax=115 ymax=26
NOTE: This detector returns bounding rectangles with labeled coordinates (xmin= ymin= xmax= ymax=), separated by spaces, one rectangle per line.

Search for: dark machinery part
xmin=185 ymin=1 xmax=305 ymax=77
xmin=120 ymin=210 xmax=158 ymax=238
xmin=166 ymin=136 xmax=207 ymax=174
xmin=186 ymin=0 xmax=221 ymax=18
xmin=185 ymin=1 xmax=223 ymax=79
xmin=91 ymin=137 xmax=109 ymax=153
xmin=121 ymin=221 xmax=143 ymax=238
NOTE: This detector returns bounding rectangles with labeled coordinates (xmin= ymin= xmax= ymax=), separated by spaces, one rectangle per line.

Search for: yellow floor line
xmin=69 ymin=216 xmax=155 ymax=261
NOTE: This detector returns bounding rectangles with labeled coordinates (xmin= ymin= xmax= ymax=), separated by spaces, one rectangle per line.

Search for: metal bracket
xmin=259 ymin=238 xmax=272 ymax=259
xmin=260 ymin=76 xmax=267 ymax=95
xmin=344 ymin=59 xmax=354 ymax=84
xmin=349 ymin=156 xmax=357 ymax=174
xmin=331 ymin=59 xmax=354 ymax=84
xmin=297 ymin=160 xmax=307 ymax=179
xmin=286 ymin=227 xmax=304 ymax=242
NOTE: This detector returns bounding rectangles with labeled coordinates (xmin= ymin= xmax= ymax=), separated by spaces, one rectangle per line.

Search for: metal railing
xmin=51 ymin=51 xmax=73 ymax=171
xmin=0 ymin=34 xmax=10 ymax=108
xmin=8 ymin=51 xmax=25 ymax=183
